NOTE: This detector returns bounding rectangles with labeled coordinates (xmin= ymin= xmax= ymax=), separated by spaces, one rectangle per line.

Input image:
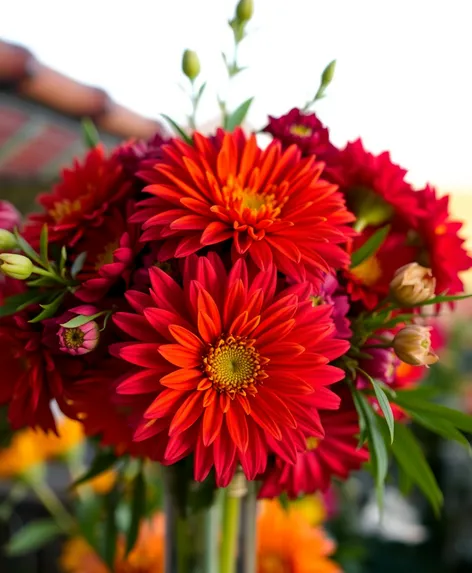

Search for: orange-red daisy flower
xmin=23 ymin=145 xmax=133 ymax=249
xmin=134 ymin=128 xmax=353 ymax=288
xmin=259 ymin=389 xmax=367 ymax=498
xmin=414 ymin=185 xmax=472 ymax=296
xmin=111 ymin=253 xmax=349 ymax=486
xmin=257 ymin=499 xmax=341 ymax=573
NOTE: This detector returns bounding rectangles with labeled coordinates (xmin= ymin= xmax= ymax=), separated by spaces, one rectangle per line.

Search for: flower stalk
xmin=220 ymin=469 xmax=246 ymax=573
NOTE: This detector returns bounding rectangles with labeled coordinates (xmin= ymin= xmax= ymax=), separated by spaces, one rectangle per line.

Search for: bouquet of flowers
xmin=1 ymin=1 xmax=471 ymax=571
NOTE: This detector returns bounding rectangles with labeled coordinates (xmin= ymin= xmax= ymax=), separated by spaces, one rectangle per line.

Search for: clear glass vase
xmin=162 ymin=465 xmax=257 ymax=573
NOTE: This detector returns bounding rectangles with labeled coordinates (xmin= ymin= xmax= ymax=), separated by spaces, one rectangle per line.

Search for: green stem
xmin=204 ymin=491 xmax=221 ymax=573
xmin=28 ymin=479 xmax=76 ymax=533
xmin=176 ymin=515 xmax=189 ymax=573
xmin=220 ymin=473 xmax=245 ymax=573
xmin=242 ymin=481 xmax=257 ymax=573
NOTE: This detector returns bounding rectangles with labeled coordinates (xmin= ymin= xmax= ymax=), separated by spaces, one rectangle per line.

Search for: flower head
xmin=112 ymin=254 xmax=349 ymax=486
xmin=23 ymin=145 xmax=133 ymax=249
xmin=60 ymin=513 xmax=164 ymax=573
xmin=59 ymin=322 xmax=100 ymax=356
xmin=263 ymin=108 xmax=339 ymax=163
xmin=414 ymin=185 xmax=472 ymax=296
xmin=390 ymin=262 xmax=436 ymax=306
xmin=257 ymin=500 xmax=341 ymax=573
xmin=0 ymin=253 xmax=33 ymax=280
xmin=357 ymin=344 xmax=398 ymax=388
xmin=393 ymin=325 xmax=439 ymax=366
xmin=115 ymin=132 xmax=167 ymax=178
xmin=315 ymin=274 xmax=351 ymax=339
xmin=135 ymin=129 xmax=353 ymax=288
xmin=259 ymin=389 xmax=368 ymax=498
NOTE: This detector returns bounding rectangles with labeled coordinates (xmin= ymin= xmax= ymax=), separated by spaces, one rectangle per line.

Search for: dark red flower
xmin=263 ymin=108 xmax=338 ymax=163
xmin=0 ymin=201 xmax=21 ymax=231
xmin=111 ymin=253 xmax=349 ymax=486
xmin=23 ymin=145 xmax=133 ymax=249
xmin=259 ymin=389 xmax=368 ymax=498
xmin=114 ymin=131 xmax=168 ymax=178
xmin=134 ymin=128 xmax=354 ymax=289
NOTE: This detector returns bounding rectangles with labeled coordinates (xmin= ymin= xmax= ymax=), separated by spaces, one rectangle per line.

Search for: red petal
xmin=118 ymin=369 xmax=164 ymax=395
xmin=201 ymin=221 xmax=233 ymax=245
xmin=158 ymin=344 xmax=201 ymax=368
xmin=110 ymin=342 xmax=165 ymax=369
xmin=202 ymin=399 xmax=224 ymax=446
xmin=168 ymin=324 xmax=204 ymax=351
xmin=160 ymin=369 xmax=203 ymax=390
xmin=169 ymin=392 xmax=203 ymax=436
xmin=226 ymin=401 xmax=249 ymax=452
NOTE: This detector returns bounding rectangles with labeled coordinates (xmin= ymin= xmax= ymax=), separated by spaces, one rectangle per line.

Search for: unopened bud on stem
xmin=0 ymin=229 xmax=18 ymax=251
xmin=393 ymin=325 xmax=438 ymax=367
xmin=236 ymin=0 xmax=254 ymax=23
xmin=0 ymin=253 xmax=33 ymax=280
xmin=390 ymin=262 xmax=436 ymax=306
xmin=182 ymin=50 xmax=201 ymax=81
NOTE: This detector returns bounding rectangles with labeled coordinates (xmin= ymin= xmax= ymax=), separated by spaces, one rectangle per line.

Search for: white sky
xmin=2 ymin=0 xmax=472 ymax=194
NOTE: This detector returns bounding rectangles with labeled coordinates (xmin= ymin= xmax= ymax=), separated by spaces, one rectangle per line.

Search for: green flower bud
xmin=350 ymin=187 xmax=394 ymax=232
xmin=321 ymin=60 xmax=336 ymax=87
xmin=182 ymin=50 xmax=201 ymax=81
xmin=236 ymin=0 xmax=254 ymax=22
xmin=0 ymin=229 xmax=18 ymax=251
xmin=0 ymin=253 xmax=33 ymax=280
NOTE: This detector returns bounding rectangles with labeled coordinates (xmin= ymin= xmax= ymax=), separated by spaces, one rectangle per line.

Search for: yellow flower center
xmin=95 ymin=241 xmax=119 ymax=271
xmin=49 ymin=198 xmax=83 ymax=223
xmin=306 ymin=436 xmax=320 ymax=451
xmin=203 ymin=335 xmax=268 ymax=397
xmin=222 ymin=174 xmax=286 ymax=221
xmin=259 ymin=554 xmax=291 ymax=573
xmin=63 ymin=328 xmax=85 ymax=350
xmin=289 ymin=124 xmax=313 ymax=137
xmin=435 ymin=223 xmax=447 ymax=235
xmin=350 ymin=255 xmax=382 ymax=286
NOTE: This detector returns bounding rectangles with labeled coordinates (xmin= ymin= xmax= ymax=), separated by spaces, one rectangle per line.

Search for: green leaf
xmin=0 ymin=290 xmax=49 ymax=317
xmin=5 ymin=519 xmax=61 ymax=556
xmin=13 ymin=229 xmax=42 ymax=266
xmin=161 ymin=114 xmax=193 ymax=144
xmin=224 ymin=97 xmax=254 ymax=132
xmin=126 ymin=469 xmax=146 ymax=556
xmin=29 ymin=293 xmax=64 ymax=323
xmin=195 ymin=82 xmax=207 ymax=105
xmin=411 ymin=412 xmax=470 ymax=450
xmin=380 ymin=313 xmax=416 ymax=330
xmin=77 ymin=495 xmax=102 ymax=552
xmin=389 ymin=422 xmax=443 ymax=515
xmin=415 ymin=292 xmax=472 ymax=306
xmin=358 ymin=369 xmax=394 ymax=443
xmin=59 ymin=246 xmax=68 ymax=278
xmin=39 ymin=225 xmax=49 ymax=267
xmin=71 ymin=251 xmax=87 ymax=279
xmin=350 ymin=225 xmax=391 ymax=269
xmin=71 ymin=450 xmax=118 ymax=489
xmin=393 ymin=392 xmax=472 ymax=433
xmin=61 ymin=311 xmax=105 ymax=329
xmin=82 ymin=118 xmax=100 ymax=149
xmin=279 ymin=492 xmax=290 ymax=512
xmin=102 ymin=485 xmax=119 ymax=569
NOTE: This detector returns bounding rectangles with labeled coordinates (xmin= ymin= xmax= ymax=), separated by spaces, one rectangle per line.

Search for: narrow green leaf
xmin=0 ymin=291 xmax=47 ymax=317
xmin=70 ymin=451 xmax=118 ymax=489
xmin=13 ymin=229 xmax=42 ymax=266
xmin=103 ymin=486 xmax=119 ymax=570
xmin=390 ymin=422 xmax=443 ymax=515
xmin=411 ymin=412 xmax=470 ymax=450
xmin=358 ymin=369 xmax=395 ymax=443
xmin=380 ymin=313 xmax=416 ymax=330
xmin=77 ymin=495 xmax=102 ymax=552
xmin=352 ymin=389 xmax=368 ymax=446
xmin=39 ymin=225 xmax=49 ymax=266
xmin=126 ymin=469 xmax=146 ymax=555
xmin=5 ymin=519 xmax=61 ymax=556
xmin=279 ymin=492 xmax=290 ymax=512
xmin=60 ymin=311 xmax=105 ymax=329
xmin=161 ymin=114 xmax=193 ymax=144
xmin=60 ymin=246 xmax=68 ymax=278
xmin=394 ymin=392 xmax=472 ymax=433
xmin=195 ymin=82 xmax=207 ymax=105
xmin=82 ymin=118 xmax=100 ymax=149
xmin=71 ymin=251 xmax=87 ymax=279
xmin=224 ymin=97 xmax=254 ymax=132
xmin=350 ymin=225 xmax=391 ymax=269
xmin=29 ymin=293 xmax=64 ymax=323
xmin=415 ymin=292 xmax=472 ymax=306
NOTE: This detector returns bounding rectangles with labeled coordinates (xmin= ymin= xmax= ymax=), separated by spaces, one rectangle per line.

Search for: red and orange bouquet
xmin=1 ymin=1 xmax=471 ymax=571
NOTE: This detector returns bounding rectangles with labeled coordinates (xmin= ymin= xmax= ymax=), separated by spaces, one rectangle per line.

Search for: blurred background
xmin=1 ymin=1 xmax=472 ymax=571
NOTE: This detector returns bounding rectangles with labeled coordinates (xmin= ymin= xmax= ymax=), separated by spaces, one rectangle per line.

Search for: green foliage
xmin=161 ymin=114 xmax=193 ymax=145
xmin=5 ymin=519 xmax=61 ymax=556
xmin=81 ymin=118 xmax=100 ymax=149
xmin=71 ymin=450 xmax=119 ymax=489
xmin=61 ymin=311 xmax=106 ymax=329
xmin=224 ymin=98 xmax=254 ymax=132
xmin=126 ymin=467 xmax=147 ymax=556
xmin=350 ymin=225 xmax=391 ymax=269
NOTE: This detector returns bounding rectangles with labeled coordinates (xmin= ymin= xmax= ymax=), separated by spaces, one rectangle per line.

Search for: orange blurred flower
xmin=60 ymin=513 xmax=165 ymax=573
xmin=257 ymin=500 xmax=341 ymax=573
xmin=0 ymin=428 xmax=51 ymax=478
xmin=39 ymin=417 xmax=84 ymax=459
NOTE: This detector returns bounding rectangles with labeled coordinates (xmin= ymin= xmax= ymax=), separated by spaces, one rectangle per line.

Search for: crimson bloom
xmin=23 ymin=145 xmax=133 ymax=249
xmin=0 ymin=201 xmax=21 ymax=231
xmin=262 ymin=108 xmax=339 ymax=162
xmin=134 ymin=129 xmax=353 ymax=288
xmin=112 ymin=253 xmax=349 ymax=486
xmin=259 ymin=389 xmax=368 ymax=498
xmin=415 ymin=185 xmax=472 ymax=296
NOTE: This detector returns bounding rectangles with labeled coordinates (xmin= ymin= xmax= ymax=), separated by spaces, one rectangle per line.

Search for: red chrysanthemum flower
xmin=74 ymin=204 xmax=141 ymax=303
xmin=0 ymin=315 xmax=65 ymax=433
xmin=111 ymin=253 xmax=349 ymax=486
xmin=414 ymin=185 xmax=472 ymax=295
xmin=115 ymin=131 xmax=168 ymax=178
xmin=259 ymin=389 xmax=368 ymax=498
xmin=262 ymin=108 xmax=339 ymax=163
xmin=134 ymin=128 xmax=354 ymax=288
xmin=23 ymin=145 xmax=133 ymax=249
xmin=330 ymin=139 xmax=424 ymax=230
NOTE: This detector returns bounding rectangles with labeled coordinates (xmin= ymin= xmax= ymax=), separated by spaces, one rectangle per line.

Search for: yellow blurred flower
xmin=289 ymin=494 xmax=327 ymax=527
xmin=0 ymin=428 xmax=50 ymax=478
xmin=60 ymin=513 xmax=165 ymax=573
xmin=39 ymin=418 xmax=84 ymax=459
xmin=257 ymin=500 xmax=342 ymax=573
xmin=80 ymin=469 xmax=117 ymax=496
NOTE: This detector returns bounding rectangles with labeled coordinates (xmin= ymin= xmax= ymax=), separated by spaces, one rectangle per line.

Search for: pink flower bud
xmin=58 ymin=320 xmax=100 ymax=356
xmin=393 ymin=325 xmax=438 ymax=367
xmin=390 ymin=263 xmax=436 ymax=306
